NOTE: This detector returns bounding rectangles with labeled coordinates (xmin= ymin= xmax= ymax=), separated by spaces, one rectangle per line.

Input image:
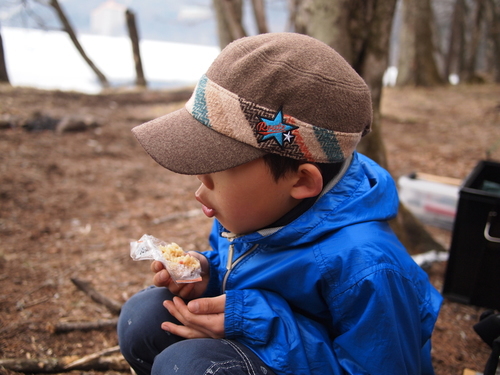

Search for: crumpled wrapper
xmin=130 ymin=234 xmax=202 ymax=283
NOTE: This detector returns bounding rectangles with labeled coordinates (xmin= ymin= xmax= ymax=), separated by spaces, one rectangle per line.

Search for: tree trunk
xmin=293 ymin=0 xmax=353 ymax=62
xmin=292 ymin=0 xmax=394 ymax=169
xmin=251 ymin=0 xmax=269 ymax=34
xmin=213 ymin=0 xmax=233 ymax=49
xmin=488 ymin=0 xmax=500 ymax=82
xmin=353 ymin=0 xmax=398 ymax=171
xmin=396 ymin=0 xmax=445 ymax=86
xmin=463 ymin=0 xmax=486 ymax=82
xmin=49 ymin=0 xmax=109 ymax=88
xmin=212 ymin=0 xmax=246 ymax=49
xmin=0 ymin=30 xmax=10 ymax=84
xmin=445 ymin=0 xmax=466 ymax=80
xmin=292 ymin=0 xmax=445 ymax=253
xmin=126 ymin=9 xmax=147 ymax=88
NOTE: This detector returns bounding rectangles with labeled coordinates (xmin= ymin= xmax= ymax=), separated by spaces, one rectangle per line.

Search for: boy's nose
xmin=196 ymin=174 xmax=213 ymax=189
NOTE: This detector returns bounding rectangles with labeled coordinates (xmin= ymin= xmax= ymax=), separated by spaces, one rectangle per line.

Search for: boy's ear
xmin=290 ymin=163 xmax=323 ymax=199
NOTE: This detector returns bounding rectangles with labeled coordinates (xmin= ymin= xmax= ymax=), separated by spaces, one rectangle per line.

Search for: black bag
xmin=474 ymin=310 xmax=500 ymax=375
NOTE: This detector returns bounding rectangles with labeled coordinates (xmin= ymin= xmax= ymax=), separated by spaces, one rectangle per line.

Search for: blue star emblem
xmin=257 ymin=110 xmax=298 ymax=147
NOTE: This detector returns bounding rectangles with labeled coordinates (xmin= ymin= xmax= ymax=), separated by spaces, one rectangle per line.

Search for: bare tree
xmin=396 ymin=0 xmax=445 ymax=86
xmin=445 ymin=0 xmax=466 ymax=80
xmin=126 ymin=8 xmax=146 ymax=88
xmin=212 ymin=0 xmax=271 ymax=48
xmin=46 ymin=0 xmax=109 ymax=88
xmin=251 ymin=0 xmax=269 ymax=34
xmin=487 ymin=0 xmax=500 ymax=82
xmin=462 ymin=0 xmax=486 ymax=82
xmin=0 ymin=30 xmax=10 ymax=84
xmin=213 ymin=0 xmax=247 ymax=49
xmin=443 ymin=0 xmax=499 ymax=83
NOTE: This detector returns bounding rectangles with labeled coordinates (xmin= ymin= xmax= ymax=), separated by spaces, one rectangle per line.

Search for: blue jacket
xmin=201 ymin=152 xmax=443 ymax=375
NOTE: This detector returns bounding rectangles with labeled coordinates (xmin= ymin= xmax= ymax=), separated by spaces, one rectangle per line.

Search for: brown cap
xmin=132 ymin=32 xmax=372 ymax=175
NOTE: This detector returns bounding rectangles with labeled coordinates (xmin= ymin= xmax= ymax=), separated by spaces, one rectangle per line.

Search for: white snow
xmin=1 ymin=26 xmax=220 ymax=94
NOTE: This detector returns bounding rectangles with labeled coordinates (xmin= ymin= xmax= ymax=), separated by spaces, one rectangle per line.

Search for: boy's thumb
xmin=188 ymin=300 xmax=201 ymax=313
xmin=188 ymin=296 xmax=225 ymax=314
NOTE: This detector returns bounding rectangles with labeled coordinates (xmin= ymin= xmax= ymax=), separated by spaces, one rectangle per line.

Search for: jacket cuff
xmin=224 ymin=289 xmax=244 ymax=339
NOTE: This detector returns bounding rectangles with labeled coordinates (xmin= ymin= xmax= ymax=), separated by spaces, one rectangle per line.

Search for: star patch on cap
xmin=256 ymin=110 xmax=298 ymax=148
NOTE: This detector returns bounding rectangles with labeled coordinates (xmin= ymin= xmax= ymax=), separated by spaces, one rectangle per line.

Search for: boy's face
xmin=195 ymin=157 xmax=301 ymax=234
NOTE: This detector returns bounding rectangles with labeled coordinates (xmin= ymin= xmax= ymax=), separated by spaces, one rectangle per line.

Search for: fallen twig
xmin=0 ymin=346 xmax=129 ymax=373
xmin=64 ymin=345 xmax=120 ymax=369
xmin=50 ymin=317 xmax=119 ymax=333
xmin=70 ymin=277 xmax=122 ymax=315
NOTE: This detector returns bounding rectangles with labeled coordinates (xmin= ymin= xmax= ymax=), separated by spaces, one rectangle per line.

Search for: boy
xmin=118 ymin=33 xmax=442 ymax=375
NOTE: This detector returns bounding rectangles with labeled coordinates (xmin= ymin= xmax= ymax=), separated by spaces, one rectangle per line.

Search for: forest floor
xmin=0 ymin=82 xmax=500 ymax=375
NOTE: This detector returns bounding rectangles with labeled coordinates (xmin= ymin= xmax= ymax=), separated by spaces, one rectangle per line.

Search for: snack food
xmin=160 ymin=243 xmax=197 ymax=266
xmin=130 ymin=234 xmax=202 ymax=283
xmin=159 ymin=242 xmax=201 ymax=275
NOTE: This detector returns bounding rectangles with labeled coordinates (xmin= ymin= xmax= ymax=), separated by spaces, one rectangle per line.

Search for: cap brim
xmin=132 ymin=107 xmax=266 ymax=175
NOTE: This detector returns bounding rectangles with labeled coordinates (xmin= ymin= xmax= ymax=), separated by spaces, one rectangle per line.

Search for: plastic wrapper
xmin=130 ymin=234 xmax=202 ymax=283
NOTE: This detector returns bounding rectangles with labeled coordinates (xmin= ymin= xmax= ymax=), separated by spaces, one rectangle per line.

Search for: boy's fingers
xmin=151 ymin=260 xmax=164 ymax=273
xmin=188 ymin=295 xmax=226 ymax=314
xmin=165 ymin=297 xmax=225 ymax=339
xmin=153 ymin=269 xmax=174 ymax=288
xmin=177 ymin=282 xmax=196 ymax=300
xmin=161 ymin=321 xmax=208 ymax=339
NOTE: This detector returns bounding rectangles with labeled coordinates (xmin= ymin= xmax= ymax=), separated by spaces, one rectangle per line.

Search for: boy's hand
xmin=151 ymin=252 xmax=209 ymax=300
xmin=161 ymin=295 xmax=226 ymax=339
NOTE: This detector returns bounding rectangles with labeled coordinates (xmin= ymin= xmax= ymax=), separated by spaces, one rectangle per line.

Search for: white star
xmin=283 ymin=131 xmax=294 ymax=143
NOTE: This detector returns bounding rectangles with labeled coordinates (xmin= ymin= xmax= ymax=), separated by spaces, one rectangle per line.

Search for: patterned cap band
xmin=185 ymin=75 xmax=362 ymax=163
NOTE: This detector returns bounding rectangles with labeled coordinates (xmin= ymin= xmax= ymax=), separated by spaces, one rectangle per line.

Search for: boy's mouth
xmin=201 ymin=204 xmax=215 ymax=218
xmin=195 ymin=187 xmax=215 ymax=218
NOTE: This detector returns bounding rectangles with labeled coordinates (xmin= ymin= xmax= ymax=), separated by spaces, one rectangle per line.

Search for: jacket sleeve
xmin=224 ymin=265 xmax=441 ymax=375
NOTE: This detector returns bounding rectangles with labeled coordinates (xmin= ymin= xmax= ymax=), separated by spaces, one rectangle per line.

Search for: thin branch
xmin=70 ymin=278 xmax=122 ymax=315
xmin=126 ymin=8 xmax=146 ymax=88
xmin=50 ymin=318 xmax=119 ymax=333
xmin=64 ymin=345 xmax=120 ymax=369
xmin=48 ymin=0 xmax=109 ymax=88
xmin=0 ymin=347 xmax=129 ymax=373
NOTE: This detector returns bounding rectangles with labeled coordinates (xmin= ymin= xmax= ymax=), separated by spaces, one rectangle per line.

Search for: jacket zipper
xmin=222 ymin=243 xmax=259 ymax=292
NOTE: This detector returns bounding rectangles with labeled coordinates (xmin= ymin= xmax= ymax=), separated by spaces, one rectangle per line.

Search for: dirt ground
xmin=0 ymin=82 xmax=499 ymax=375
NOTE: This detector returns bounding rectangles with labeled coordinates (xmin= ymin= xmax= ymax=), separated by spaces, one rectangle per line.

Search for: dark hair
xmin=263 ymin=153 xmax=344 ymax=187
xmin=263 ymin=153 xmax=303 ymax=181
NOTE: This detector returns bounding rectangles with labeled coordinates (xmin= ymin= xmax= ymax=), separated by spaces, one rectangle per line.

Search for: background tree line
xmin=1 ymin=0 xmax=499 ymax=88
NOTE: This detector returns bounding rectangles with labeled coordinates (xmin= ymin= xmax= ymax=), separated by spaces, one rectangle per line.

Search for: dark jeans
xmin=117 ymin=286 xmax=276 ymax=375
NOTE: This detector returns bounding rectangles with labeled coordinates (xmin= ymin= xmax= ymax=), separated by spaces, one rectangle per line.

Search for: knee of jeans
xmin=118 ymin=287 xmax=181 ymax=362
xmin=152 ymin=339 xmax=260 ymax=375
xmin=152 ymin=341 xmax=203 ymax=375
xmin=118 ymin=289 xmax=162 ymax=354
xmin=117 ymin=309 xmax=140 ymax=362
